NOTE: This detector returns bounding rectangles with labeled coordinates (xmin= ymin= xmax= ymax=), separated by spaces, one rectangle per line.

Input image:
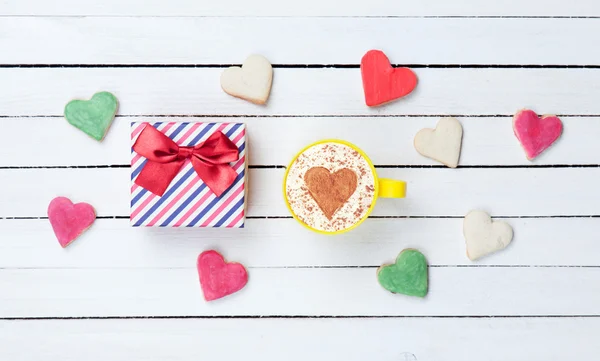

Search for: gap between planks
xmin=2 ymin=314 xmax=600 ymax=321
xmin=3 ymin=16 xmax=600 ymax=19
xmin=1 ymin=265 xmax=598 ymax=270
xmin=4 ymin=64 xmax=600 ymax=69
xmin=2 ymin=215 xmax=600 ymax=220
xmin=3 ymin=114 xmax=600 ymax=118
xmin=1 ymin=165 xmax=599 ymax=169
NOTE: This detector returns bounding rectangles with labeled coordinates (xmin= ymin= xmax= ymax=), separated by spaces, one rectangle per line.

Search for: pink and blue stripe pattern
xmin=130 ymin=122 xmax=246 ymax=228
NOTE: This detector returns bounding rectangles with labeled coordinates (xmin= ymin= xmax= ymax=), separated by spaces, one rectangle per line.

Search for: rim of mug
xmin=282 ymin=139 xmax=379 ymax=235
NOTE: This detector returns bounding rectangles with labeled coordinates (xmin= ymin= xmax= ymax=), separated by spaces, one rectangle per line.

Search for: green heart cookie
xmin=64 ymin=91 xmax=118 ymax=141
xmin=377 ymin=249 xmax=428 ymax=298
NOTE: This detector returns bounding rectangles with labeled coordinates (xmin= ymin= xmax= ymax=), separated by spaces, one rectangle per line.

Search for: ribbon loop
xmin=133 ymin=124 xmax=240 ymax=197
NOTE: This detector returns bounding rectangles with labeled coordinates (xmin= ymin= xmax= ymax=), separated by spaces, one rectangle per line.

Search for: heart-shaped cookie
xmin=414 ymin=117 xmax=463 ymax=168
xmin=197 ymin=250 xmax=248 ymax=302
xmin=47 ymin=197 xmax=96 ymax=248
xmin=304 ymin=167 xmax=358 ymax=219
xmin=377 ymin=249 xmax=428 ymax=298
xmin=513 ymin=109 xmax=563 ymax=160
xmin=220 ymin=54 xmax=273 ymax=105
xmin=463 ymin=210 xmax=513 ymax=260
xmin=361 ymin=50 xmax=418 ymax=107
xmin=64 ymin=91 xmax=118 ymax=141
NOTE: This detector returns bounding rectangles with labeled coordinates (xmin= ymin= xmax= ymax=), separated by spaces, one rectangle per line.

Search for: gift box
xmin=130 ymin=121 xmax=247 ymax=227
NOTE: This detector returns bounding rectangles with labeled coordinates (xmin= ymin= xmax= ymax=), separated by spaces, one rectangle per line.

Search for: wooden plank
xmin=2 ymin=0 xmax=599 ymax=17
xmin=0 ymin=167 xmax=597 ymax=217
xmin=1 ymin=68 xmax=599 ymax=116
xmin=1 ymin=267 xmax=598 ymax=317
xmin=1 ymin=317 xmax=598 ymax=361
xmin=1 ymin=217 xmax=598 ymax=268
xmin=2 ymin=17 xmax=600 ymax=65
xmin=2 ymin=116 xmax=596 ymax=167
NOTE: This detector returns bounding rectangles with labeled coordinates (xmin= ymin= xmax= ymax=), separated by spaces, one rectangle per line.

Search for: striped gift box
xmin=130 ymin=122 xmax=246 ymax=228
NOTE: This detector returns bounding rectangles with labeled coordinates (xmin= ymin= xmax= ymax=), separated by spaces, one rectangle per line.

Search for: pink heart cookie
xmin=513 ymin=109 xmax=563 ymax=160
xmin=197 ymin=250 xmax=248 ymax=301
xmin=47 ymin=197 xmax=96 ymax=248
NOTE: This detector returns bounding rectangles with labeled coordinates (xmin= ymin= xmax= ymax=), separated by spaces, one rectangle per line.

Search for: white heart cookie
xmin=220 ymin=55 xmax=273 ymax=105
xmin=463 ymin=210 xmax=513 ymax=261
xmin=414 ymin=117 xmax=463 ymax=168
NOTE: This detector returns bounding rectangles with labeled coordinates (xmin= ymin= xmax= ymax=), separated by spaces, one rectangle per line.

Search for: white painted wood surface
xmin=2 ymin=116 xmax=600 ymax=166
xmin=2 ymin=18 xmax=600 ymax=65
xmin=3 ymin=218 xmax=599 ymax=267
xmin=1 ymin=318 xmax=596 ymax=361
xmin=3 ymin=267 xmax=600 ymax=317
xmin=1 ymin=167 xmax=599 ymax=217
xmin=1 ymin=6 xmax=600 ymax=361
xmin=2 ymin=0 xmax=599 ymax=17
xmin=4 ymin=69 xmax=600 ymax=116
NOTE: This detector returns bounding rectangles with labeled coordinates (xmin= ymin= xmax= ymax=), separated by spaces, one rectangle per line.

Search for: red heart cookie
xmin=47 ymin=197 xmax=96 ymax=248
xmin=513 ymin=109 xmax=563 ymax=160
xmin=360 ymin=50 xmax=418 ymax=107
xmin=197 ymin=250 xmax=248 ymax=301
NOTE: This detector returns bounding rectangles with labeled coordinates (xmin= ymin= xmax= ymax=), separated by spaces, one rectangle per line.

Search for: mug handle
xmin=378 ymin=178 xmax=407 ymax=198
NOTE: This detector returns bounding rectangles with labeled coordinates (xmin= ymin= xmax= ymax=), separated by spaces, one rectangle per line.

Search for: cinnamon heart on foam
xmin=304 ymin=167 xmax=358 ymax=220
xmin=513 ymin=109 xmax=563 ymax=160
xmin=197 ymin=250 xmax=248 ymax=302
xmin=47 ymin=197 xmax=96 ymax=248
xmin=360 ymin=50 xmax=418 ymax=107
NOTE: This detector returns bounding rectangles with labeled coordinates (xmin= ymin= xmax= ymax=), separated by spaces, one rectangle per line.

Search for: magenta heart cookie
xmin=513 ymin=109 xmax=563 ymax=160
xmin=197 ymin=250 xmax=248 ymax=301
xmin=48 ymin=197 xmax=96 ymax=248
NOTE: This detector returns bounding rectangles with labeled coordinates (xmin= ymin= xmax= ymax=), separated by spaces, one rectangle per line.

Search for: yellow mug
xmin=283 ymin=139 xmax=406 ymax=235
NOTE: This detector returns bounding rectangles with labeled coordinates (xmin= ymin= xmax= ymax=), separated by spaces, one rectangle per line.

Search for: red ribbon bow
xmin=133 ymin=125 xmax=240 ymax=197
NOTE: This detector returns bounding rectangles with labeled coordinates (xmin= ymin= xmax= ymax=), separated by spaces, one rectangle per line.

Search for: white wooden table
xmin=1 ymin=1 xmax=599 ymax=360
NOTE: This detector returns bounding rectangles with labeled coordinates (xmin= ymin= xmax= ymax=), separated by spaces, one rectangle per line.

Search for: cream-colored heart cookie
xmin=414 ymin=117 xmax=463 ymax=168
xmin=220 ymin=55 xmax=273 ymax=105
xmin=463 ymin=210 xmax=513 ymax=261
